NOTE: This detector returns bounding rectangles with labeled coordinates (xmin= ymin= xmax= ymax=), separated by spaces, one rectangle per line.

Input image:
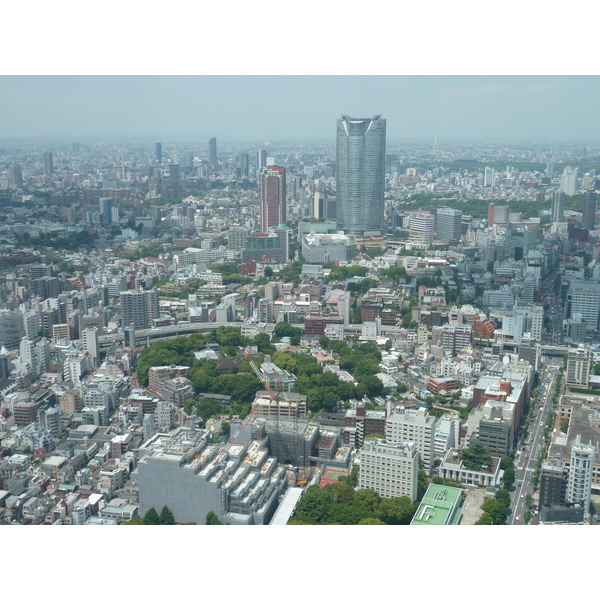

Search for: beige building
xmin=359 ymin=440 xmax=419 ymax=502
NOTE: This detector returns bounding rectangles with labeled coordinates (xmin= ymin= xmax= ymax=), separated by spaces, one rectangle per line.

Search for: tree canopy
xmin=460 ymin=444 xmax=492 ymax=470
xmin=288 ymin=483 xmax=416 ymax=525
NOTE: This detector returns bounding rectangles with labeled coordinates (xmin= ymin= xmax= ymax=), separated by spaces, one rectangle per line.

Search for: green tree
xmin=495 ymin=489 xmax=511 ymax=508
xmin=525 ymin=494 xmax=533 ymax=509
xmin=474 ymin=513 xmax=494 ymax=525
xmin=460 ymin=444 xmax=492 ymax=470
xmin=322 ymin=481 xmax=355 ymax=505
xmin=206 ymin=511 xmax=222 ymax=525
xmin=502 ymin=466 xmax=515 ymax=490
xmin=159 ymin=505 xmax=175 ymax=525
xmin=357 ymin=517 xmax=386 ymax=525
xmin=292 ymin=485 xmax=331 ymax=524
xmin=375 ymin=496 xmax=416 ymax=525
xmin=143 ymin=507 xmax=160 ymax=525
xmin=481 ymin=498 xmax=507 ymax=524
xmin=353 ymin=488 xmax=381 ymax=513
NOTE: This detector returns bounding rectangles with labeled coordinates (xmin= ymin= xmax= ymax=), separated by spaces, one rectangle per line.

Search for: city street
xmin=509 ymin=360 xmax=561 ymax=524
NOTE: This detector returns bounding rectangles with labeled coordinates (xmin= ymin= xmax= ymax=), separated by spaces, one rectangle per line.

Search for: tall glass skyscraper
xmin=336 ymin=115 xmax=386 ymax=236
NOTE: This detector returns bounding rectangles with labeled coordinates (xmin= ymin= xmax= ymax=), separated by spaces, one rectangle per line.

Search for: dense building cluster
xmin=1 ymin=126 xmax=600 ymax=526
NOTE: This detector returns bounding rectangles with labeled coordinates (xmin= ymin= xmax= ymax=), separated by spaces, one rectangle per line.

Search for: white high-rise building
xmin=567 ymin=281 xmax=600 ymax=332
xmin=502 ymin=312 xmax=525 ymax=343
xmin=408 ymin=213 xmax=435 ymax=245
xmin=530 ymin=305 xmax=544 ymax=342
xmin=82 ymin=326 xmax=99 ymax=367
xmin=21 ymin=309 xmax=40 ymax=340
xmin=567 ymin=436 xmax=595 ymax=509
xmin=560 ymin=166 xmax=579 ymax=196
xmin=359 ymin=440 xmax=419 ymax=502
xmin=566 ymin=346 xmax=591 ymax=386
xmin=385 ymin=407 xmax=436 ymax=474
xmin=484 ymin=167 xmax=496 ymax=187
xmin=19 ymin=337 xmax=36 ymax=378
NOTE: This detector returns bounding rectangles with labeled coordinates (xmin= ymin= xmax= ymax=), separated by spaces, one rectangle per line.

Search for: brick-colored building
xmin=427 ymin=377 xmax=460 ymax=395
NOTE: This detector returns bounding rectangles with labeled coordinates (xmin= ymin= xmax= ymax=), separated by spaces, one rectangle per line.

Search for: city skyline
xmin=1 ymin=76 xmax=600 ymax=143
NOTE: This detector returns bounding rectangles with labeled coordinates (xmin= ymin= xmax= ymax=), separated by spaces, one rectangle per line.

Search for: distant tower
xmin=257 ymin=150 xmax=267 ymax=172
xmin=550 ymin=189 xmax=565 ymax=223
xmin=208 ymin=138 xmax=218 ymax=170
xmin=121 ymin=149 xmax=126 ymax=180
xmin=260 ymin=166 xmax=286 ymax=233
xmin=336 ymin=114 xmax=386 ymax=236
xmin=8 ymin=164 xmax=23 ymax=188
xmin=239 ymin=153 xmax=250 ymax=177
xmin=43 ymin=152 xmax=54 ymax=175
xmin=582 ymin=191 xmax=597 ymax=231
xmin=488 ymin=203 xmax=495 ymax=226
xmin=561 ymin=166 xmax=578 ymax=196
xmin=99 ymin=197 xmax=113 ymax=224
xmin=484 ymin=167 xmax=495 ymax=187
xmin=169 ymin=164 xmax=181 ymax=185
xmin=155 ymin=142 xmax=162 ymax=164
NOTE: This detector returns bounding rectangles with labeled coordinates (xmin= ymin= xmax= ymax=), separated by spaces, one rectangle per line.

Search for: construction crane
xmin=241 ymin=348 xmax=306 ymax=486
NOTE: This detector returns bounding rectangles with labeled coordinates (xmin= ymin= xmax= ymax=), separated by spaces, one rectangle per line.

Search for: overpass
xmin=98 ymin=322 xmax=242 ymax=349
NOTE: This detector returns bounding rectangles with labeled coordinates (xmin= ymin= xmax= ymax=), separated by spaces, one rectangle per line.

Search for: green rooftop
xmin=410 ymin=484 xmax=462 ymax=525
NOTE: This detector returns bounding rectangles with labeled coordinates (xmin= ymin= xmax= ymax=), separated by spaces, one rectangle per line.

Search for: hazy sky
xmin=0 ymin=75 xmax=599 ymax=142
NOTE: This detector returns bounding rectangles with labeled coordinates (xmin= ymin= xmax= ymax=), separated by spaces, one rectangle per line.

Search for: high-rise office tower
xmin=435 ymin=207 xmax=462 ymax=243
xmin=582 ymin=191 xmax=597 ymax=231
xmin=408 ymin=213 xmax=435 ymax=245
xmin=566 ymin=436 xmax=595 ymax=508
xmin=257 ymin=149 xmax=267 ymax=172
xmin=239 ymin=153 xmax=250 ymax=177
xmin=155 ymin=142 xmax=162 ymax=163
xmin=561 ymin=166 xmax=579 ymax=196
xmin=208 ymin=138 xmax=218 ymax=170
xmin=169 ymin=164 xmax=181 ymax=184
xmin=99 ymin=197 xmax=113 ymax=224
xmin=550 ymin=189 xmax=565 ymax=223
xmin=484 ymin=167 xmax=495 ymax=187
xmin=546 ymin=162 xmax=555 ymax=178
xmin=336 ymin=114 xmax=386 ymax=236
xmin=8 ymin=164 xmax=23 ymax=188
xmin=260 ymin=166 xmax=286 ymax=233
xmin=43 ymin=152 xmax=54 ymax=175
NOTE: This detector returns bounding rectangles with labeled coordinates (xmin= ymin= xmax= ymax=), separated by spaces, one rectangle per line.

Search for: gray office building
xmin=336 ymin=115 xmax=386 ymax=236
xmin=582 ymin=191 xmax=597 ymax=231
xmin=435 ymin=207 xmax=463 ymax=243
xmin=550 ymin=189 xmax=565 ymax=223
